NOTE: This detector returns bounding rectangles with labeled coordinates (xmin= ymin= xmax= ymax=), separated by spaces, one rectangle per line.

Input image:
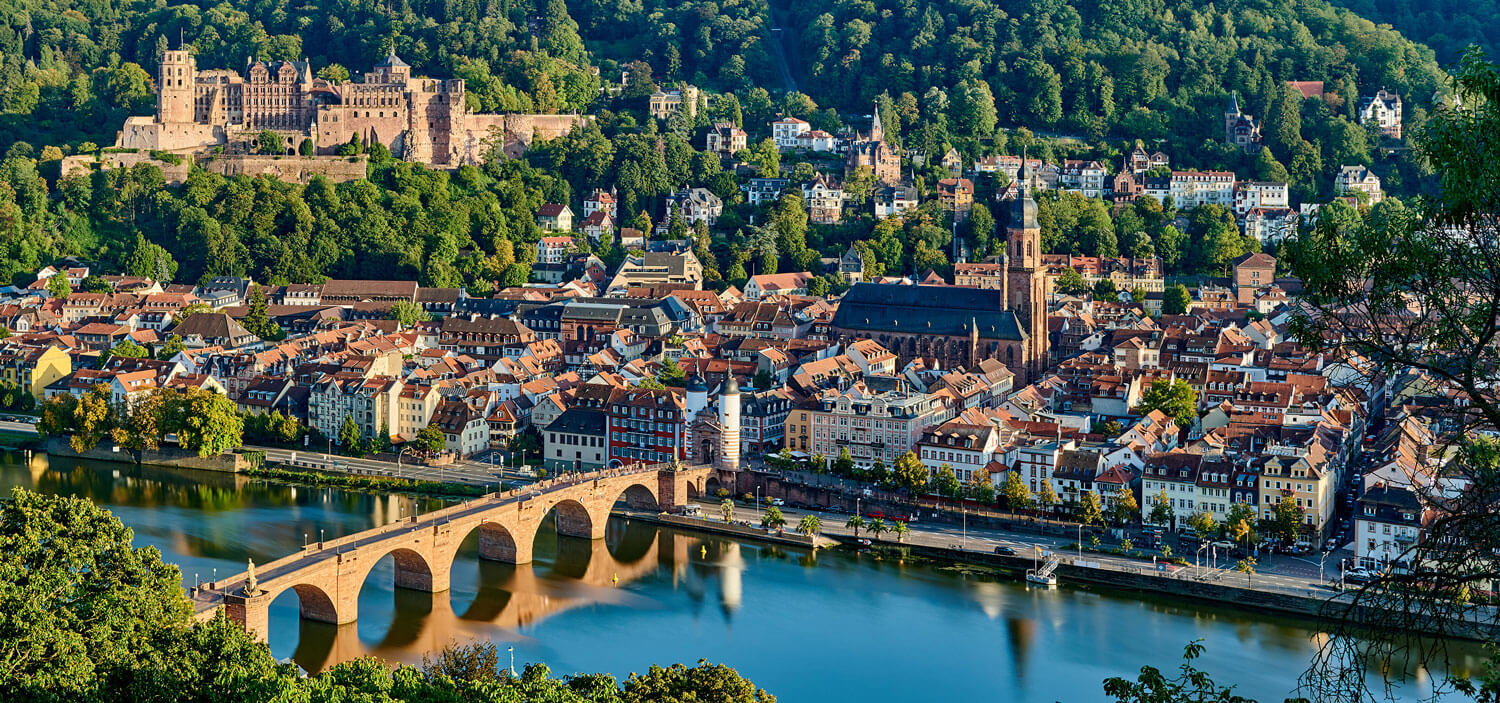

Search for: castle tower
xmin=158 ymin=49 xmax=197 ymax=124
xmin=717 ymin=376 xmax=741 ymax=472
xmin=1007 ymin=156 xmax=1050 ymax=381
xmin=1224 ymin=92 xmax=1242 ymax=144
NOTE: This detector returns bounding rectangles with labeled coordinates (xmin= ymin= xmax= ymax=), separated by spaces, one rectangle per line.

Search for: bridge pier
xmin=478 ymin=521 xmax=534 ymax=564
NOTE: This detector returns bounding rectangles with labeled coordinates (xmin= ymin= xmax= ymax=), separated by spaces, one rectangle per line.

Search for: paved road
xmin=697 ymin=499 xmax=1350 ymax=597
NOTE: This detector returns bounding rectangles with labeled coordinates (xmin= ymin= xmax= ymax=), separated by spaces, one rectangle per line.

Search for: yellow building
xmin=784 ymin=404 xmax=814 ymax=453
xmin=1258 ymin=453 xmax=1335 ymax=542
xmin=0 ymin=345 xmax=72 ymax=402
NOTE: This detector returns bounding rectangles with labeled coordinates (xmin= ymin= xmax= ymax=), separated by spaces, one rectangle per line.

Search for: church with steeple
xmin=828 ymin=155 xmax=1052 ymax=385
xmin=845 ymin=101 xmax=902 ymax=184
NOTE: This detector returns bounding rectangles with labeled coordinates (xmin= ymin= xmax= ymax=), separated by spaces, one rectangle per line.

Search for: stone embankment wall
xmin=46 ymin=438 xmax=249 ymax=473
xmin=60 ymin=153 xmax=369 ymax=186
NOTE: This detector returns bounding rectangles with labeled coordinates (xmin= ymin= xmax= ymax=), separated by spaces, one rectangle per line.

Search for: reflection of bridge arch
xmin=200 ymin=465 xmax=718 ymax=644
xmin=281 ymin=524 xmax=723 ymax=673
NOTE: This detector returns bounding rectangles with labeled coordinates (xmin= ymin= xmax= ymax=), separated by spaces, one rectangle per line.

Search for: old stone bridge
xmin=192 ymin=463 xmax=717 ymax=642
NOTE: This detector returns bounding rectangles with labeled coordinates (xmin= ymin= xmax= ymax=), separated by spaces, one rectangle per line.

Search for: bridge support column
xmin=224 ymin=597 xmax=271 ymax=643
xmin=557 ymin=511 xmax=605 ymax=539
xmin=394 ymin=559 xmax=451 ymax=593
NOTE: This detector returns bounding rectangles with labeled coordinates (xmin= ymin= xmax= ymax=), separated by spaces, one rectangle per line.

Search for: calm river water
xmin=0 ymin=452 xmax=1478 ymax=702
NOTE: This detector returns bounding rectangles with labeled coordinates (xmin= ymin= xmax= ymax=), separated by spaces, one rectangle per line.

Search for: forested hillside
xmin=783 ymin=0 xmax=1446 ymax=143
xmin=1324 ymin=0 xmax=1499 ymax=66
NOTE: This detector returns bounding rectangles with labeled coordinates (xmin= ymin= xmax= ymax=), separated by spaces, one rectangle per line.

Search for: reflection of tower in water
xmin=718 ymin=541 xmax=744 ymax=616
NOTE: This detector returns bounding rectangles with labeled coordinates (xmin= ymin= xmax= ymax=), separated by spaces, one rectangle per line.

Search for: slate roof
xmin=831 ymin=284 xmax=1026 ymax=341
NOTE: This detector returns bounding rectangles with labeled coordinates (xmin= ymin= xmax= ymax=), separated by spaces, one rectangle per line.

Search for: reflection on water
xmin=0 ymin=452 xmax=1483 ymax=702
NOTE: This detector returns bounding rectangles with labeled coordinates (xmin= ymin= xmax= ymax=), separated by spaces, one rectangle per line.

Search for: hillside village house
xmin=1359 ymin=89 xmax=1403 ymax=139
xmin=1335 ymin=165 xmax=1383 ymax=204
xmin=536 ymin=236 xmax=575 ymax=264
xmin=705 ymin=122 xmax=747 ymax=157
xmin=536 ymin=204 xmax=574 ymax=232
xmin=771 ymin=117 xmax=810 ymax=149
xmin=802 ymin=174 xmax=844 ymax=225
xmin=744 ymin=272 xmax=815 ymax=300
xmin=648 ymin=85 xmax=699 ymax=120
xmin=873 ymin=183 xmax=919 ymax=219
xmin=582 ymin=189 xmax=617 ymax=220
xmin=663 ymin=187 xmax=723 ymax=227
xmin=937 ymin=178 xmax=974 ymax=222
xmin=742 ymin=178 xmax=789 ymax=206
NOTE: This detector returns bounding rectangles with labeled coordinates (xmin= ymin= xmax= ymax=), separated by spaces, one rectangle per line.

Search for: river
xmin=0 ymin=452 xmax=1478 ymax=702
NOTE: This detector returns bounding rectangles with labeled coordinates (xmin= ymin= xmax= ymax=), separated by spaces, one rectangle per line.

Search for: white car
xmin=769 ymin=498 xmax=785 ymax=507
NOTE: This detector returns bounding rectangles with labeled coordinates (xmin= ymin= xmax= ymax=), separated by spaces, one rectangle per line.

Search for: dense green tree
xmin=0 ymin=488 xmax=198 ymax=698
xmin=892 ymin=451 xmax=928 ymax=494
xmin=1163 ymin=284 xmax=1192 ymax=315
xmin=387 ymin=300 xmax=430 ymax=327
xmin=1135 ymin=379 xmax=1199 ymax=428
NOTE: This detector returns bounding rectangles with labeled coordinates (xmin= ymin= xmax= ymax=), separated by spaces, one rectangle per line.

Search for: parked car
xmin=769 ymin=498 xmax=785 ymax=507
xmin=1344 ymin=569 xmax=1376 ymax=585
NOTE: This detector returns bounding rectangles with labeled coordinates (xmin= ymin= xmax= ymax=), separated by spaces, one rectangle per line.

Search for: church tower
xmin=1007 ymin=157 xmax=1050 ymax=381
xmin=158 ymin=49 xmax=197 ymax=124
xmin=869 ymin=101 xmax=884 ymax=144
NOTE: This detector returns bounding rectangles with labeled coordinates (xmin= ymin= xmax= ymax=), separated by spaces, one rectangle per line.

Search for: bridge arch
xmin=548 ymin=498 xmax=595 ymax=539
xmin=268 ymin=582 xmax=342 ymax=626
xmin=355 ymin=545 xmax=439 ymax=594
xmin=613 ymin=481 xmax=660 ymax=512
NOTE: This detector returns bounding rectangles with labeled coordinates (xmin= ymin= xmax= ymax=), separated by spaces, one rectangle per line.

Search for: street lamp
xmin=396 ymin=446 xmax=415 ymax=479
xmin=961 ymin=507 xmax=967 ymax=550
xmin=1077 ymin=523 xmax=1083 ymax=560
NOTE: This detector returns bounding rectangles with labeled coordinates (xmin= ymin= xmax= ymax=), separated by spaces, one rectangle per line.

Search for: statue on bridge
xmin=243 ymin=559 xmax=261 ymax=597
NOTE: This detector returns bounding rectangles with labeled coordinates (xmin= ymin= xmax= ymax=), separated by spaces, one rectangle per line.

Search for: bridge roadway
xmin=191 ymin=463 xmax=717 ymax=642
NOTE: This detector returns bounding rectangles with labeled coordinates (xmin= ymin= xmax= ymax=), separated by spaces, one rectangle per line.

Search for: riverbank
xmin=626 ymin=510 xmax=832 ymax=549
xmin=244 ymin=466 xmax=492 ymax=499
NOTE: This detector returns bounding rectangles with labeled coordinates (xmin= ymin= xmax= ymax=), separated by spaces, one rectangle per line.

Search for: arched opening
xmin=614 ymin=482 xmax=659 ymax=512
xmin=265 ymin=582 xmax=340 ymax=665
xmin=287 ymin=583 xmax=340 ymax=622
xmin=354 ymin=547 xmax=439 ymax=649
xmin=705 ymin=476 xmax=724 ymax=498
xmin=382 ymin=547 xmax=437 ymax=591
xmin=686 ymin=479 xmax=702 ymax=501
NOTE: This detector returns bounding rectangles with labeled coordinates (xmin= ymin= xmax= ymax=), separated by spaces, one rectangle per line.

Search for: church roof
xmin=831 ymin=284 xmax=1026 ymax=341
